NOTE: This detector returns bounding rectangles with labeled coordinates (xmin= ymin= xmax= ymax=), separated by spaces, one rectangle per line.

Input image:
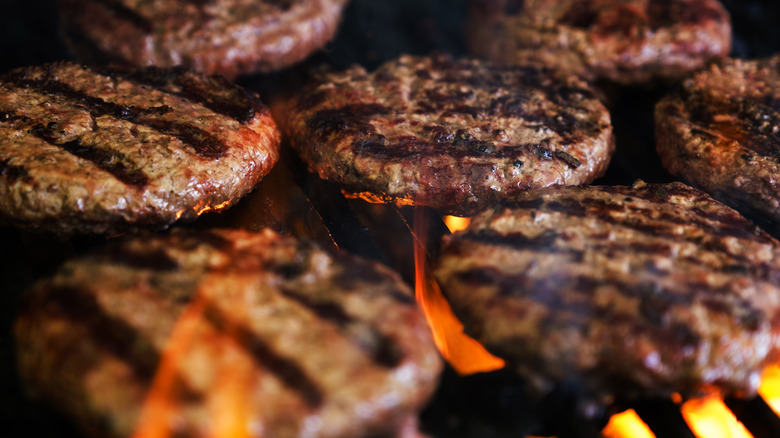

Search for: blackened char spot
xmin=87 ymin=0 xmax=153 ymax=32
xmin=263 ymin=0 xmax=294 ymax=10
xmin=354 ymin=134 xmax=387 ymax=156
xmin=554 ymin=150 xmax=582 ymax=168
xmin=503 ymin=0 xmax=525 ymax=14
xmin=0 ymin=158 xmax=28 ymax=183
xmin=559 ymin=0 xmax=598 ymax=28
xmin=423 ymin=124 xmax=453 ymax=143
xmin=452 ymin=130 xmax=497 ymax=154
xmin=204 ymin=304 xmax=324 ymax=407
xmin=279 ymin=288 xmax=403 ymax=367
xmin=647 ymin=0 xmax=673 ymax=29
xmin=308 ymin=104 xmax=390 ymax=138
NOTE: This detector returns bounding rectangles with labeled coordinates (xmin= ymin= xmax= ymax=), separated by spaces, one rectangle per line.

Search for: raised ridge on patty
xmin=0 ymin=62 xmax=280 ymax=235
xmin=284 ymin=54 xmax=614 ymax=216
xmin=467 ymin=0 xmax=732 ymax=85
xmin=57 ymin=0 xmax=350 ymax=79
xmin=435 ymin=181 xmax=780 ymax=407
xmin=656 ymin=55 xmax=780 ymax=236
xmin=15 ymin=227 xmax=443 ymax=438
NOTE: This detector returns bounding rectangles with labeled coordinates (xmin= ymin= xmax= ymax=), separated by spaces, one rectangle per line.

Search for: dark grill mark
xmin=0 ymin=158 xmax=28 ymax=183
xmin=204 ymin=304 xmax=324 ymax=407
xmin=63 ymin=139 xmax=150 ymax=187
xmin=127 ymin=67 xmax=260 ymax=124
xmin=463 ymin=229 xmax=566 ymax=254
xmin=28 ymin=124 xmax=150 ymax=189
xmin=554 ymin=150 xmax=582 ymax=168
xmin=520 ymin=190 xmax=772 ymax=244
xmin=87 ymin=0 xmax=153 ymax=32
xmin=100 ymin=246 xmax=180 ymax=271
xmin=141 ymin=119 xmax=225 ymax=159
xmin=279 ymin=288 xmax=402 ymax=367
xmin=263 ymin=0 xmax=294 ymax=10
xmin=7 ymin=76 xmax=228 ymax=159
xmin=308 ymin=104 xmax=391 ymax=138
xmin=0 ymin=110 xmax=29 ymax=125
xmin=451 ymin=265 xmax=760 ymax=335
xmin=559 ymin=0 xmax=597 ymax=28
xmin=178 ymin=230 xmax=235 ymax=252
xmin=42 ymin=285 xmax=161 ymax=383
xmin=647 ymin=0 xmax=673 ymax=29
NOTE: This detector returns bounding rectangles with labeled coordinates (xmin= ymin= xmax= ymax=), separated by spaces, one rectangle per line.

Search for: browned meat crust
xmin=284 ymin=54 xmax=614 ymax=216
xmin=656 ymin=56 xmax=780 ymax=235
xmin=435 ymin=181 xmax=780 ymax=406
xmin=15 ymin=228 xmax=442 ymax=438
xmin=467 ymin=0 xmax=732 ymax=84
xmin=57 ymin=0 xmax=349 ymax=79
xmin=0 ymin=62 xmax=280 ymax=235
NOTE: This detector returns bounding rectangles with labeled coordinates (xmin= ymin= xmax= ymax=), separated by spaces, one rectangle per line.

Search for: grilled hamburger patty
xmin=656 ymin=56 xmax=780 ymax=235
xmin=435 ymin=181 xmax=780 ymax=405
xmin=0 ymin=62 xmax=280 ymax=235
xmin=15 ymin=228 xmax=442 ymax=438
xmin=467 ymin=0 xmax=731 ymax=84
xmin=57 ymin=0 xmax=349 ymax=79
xmin=285 ymin=54 xmax=614 ymax=215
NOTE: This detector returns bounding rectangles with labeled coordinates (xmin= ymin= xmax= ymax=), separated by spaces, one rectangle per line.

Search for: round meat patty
xmin=284 ymin=54 xmax=614 ymax=216
xmin=57 ymin=0 xmax=349 ymax=79
xmin=656 ymin=55 xmax=780 ymax=236
xmin=435 ymin=181 xmax=780 ymax=406
xmin=15 ymin=228 xmax=442 ymax=438
xmin=0 ymin=62 xmax=280 ymax=235
xmin=467 ymin=0 xmax=731 ymax=85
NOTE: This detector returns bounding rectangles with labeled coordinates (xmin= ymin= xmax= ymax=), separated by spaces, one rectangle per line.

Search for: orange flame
xmin=413 ymin=209 xmax=504 ymax=375
xmin=131 ymin=287 xmax=255 ymax=438
xmin=758 ymin=364 xmax=780 ymax=416
xmin=602 ymin=409 xmax=655 ymax=438
xmin=681 ymin=397 xmax=753 ymax=438
xmin=131 ymin=295 xmax=207 ymax=438
xmin=443 ymin=215 xmax=471 ymax=233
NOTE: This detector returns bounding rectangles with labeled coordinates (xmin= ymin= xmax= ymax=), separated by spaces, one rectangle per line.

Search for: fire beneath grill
xmin=3 ymin=0 xmax=780 ymax=437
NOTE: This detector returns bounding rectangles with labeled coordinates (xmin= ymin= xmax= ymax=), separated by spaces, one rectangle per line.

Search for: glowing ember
xmin=413 ymin=209 xmax=504 ymax=375
xmin=758 ymin=364 xmax=780 ymax=416
xmin=602 ymin=409 xmax=655 ymax=438
xmin=443 ymin=215 xmax=471 ymax=233
xmin=681 ymin=397 xmax=753 ymax=438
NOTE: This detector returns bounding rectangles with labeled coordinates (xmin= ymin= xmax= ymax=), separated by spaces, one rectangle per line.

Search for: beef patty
xmin=467 ymin=0 xmax=731 ymax=85
xmin=0 ymin=62 xmax=280 ymax=235
xmin=656 ymin=55 xmax=780 ymax=236
xmin=284 ymin=54 xmax=613 ymax=216
xmin=435 ymin=181 xmax=780 ymax=406
xmin=15 ymin=228 xmax=442 ymax=438
xmin=57 ymin=0 xmax=349 ymax=79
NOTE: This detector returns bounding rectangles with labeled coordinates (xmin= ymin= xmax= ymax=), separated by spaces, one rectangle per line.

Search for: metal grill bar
xmin=725 ymin=396 xmax=780 ymax=438
xmin=633 ymin=399 xmax=697 ymax=438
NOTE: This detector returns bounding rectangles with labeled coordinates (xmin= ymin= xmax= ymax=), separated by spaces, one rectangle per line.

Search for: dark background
xmin=2 ymin=1 xmax=780 ymax=437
